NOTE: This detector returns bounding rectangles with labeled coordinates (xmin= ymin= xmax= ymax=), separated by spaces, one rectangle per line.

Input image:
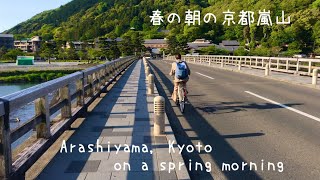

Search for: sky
xmin=0 ymin=0 xmax=72 ymax=33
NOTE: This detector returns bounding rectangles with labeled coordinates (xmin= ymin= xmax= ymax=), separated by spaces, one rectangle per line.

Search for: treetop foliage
xmin=3 ymin=0 xmax=320 ymax=56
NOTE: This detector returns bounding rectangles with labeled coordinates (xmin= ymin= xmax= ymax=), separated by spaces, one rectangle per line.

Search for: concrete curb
xmin=146 ymin=61 xmax=191 ymax=180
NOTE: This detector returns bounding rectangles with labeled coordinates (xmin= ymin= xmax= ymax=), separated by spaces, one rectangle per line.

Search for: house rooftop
xmin=97 ymin=37 xmax=122 ymax=42
xmin=221 ymin=40 xmax=240 ymax=46
xmin=144 ymin=39 xmax=167 ymax=44
xmin=191 ymin=39 xmax=211 ymax=43
xmin=0 ymin=34 xmax=14 ymax=38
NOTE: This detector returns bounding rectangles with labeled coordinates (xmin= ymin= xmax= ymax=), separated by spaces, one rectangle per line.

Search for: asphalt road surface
xmin=149 ymin=59 xmax=320 ymax=180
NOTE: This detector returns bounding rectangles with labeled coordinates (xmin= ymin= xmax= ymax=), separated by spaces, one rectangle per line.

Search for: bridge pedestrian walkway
xmin=36 ymin=60 xmax=189 ymax=180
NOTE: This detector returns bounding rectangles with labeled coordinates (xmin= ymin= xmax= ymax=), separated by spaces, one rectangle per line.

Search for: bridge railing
xmin=0 ymin=56 xmax=136 ymax=178
xmin=165 ymin=55 xmax=320 ymax=77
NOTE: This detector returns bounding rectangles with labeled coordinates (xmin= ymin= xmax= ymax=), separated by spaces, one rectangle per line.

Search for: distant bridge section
xmin=167 ymin=55 xmax=320 ymax=76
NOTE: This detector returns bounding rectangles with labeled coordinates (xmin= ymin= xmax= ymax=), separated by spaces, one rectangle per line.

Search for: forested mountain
xmin=5 ymin=0 xmax=320 ymax=55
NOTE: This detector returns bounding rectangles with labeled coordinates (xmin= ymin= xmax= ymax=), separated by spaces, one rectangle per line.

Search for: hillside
xmin=5 ymin=0 xmax=320 ymax=55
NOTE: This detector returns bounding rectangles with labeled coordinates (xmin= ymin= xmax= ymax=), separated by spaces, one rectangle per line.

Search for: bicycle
xmin=176 ymin=82 xmax=187 ymax=113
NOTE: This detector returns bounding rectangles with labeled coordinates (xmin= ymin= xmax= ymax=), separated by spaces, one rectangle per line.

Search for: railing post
xmin=108 ymin=65 xmax=113 ymax=78
xmin=221 ymin=58 xmax=224 ymax=67
xmin=93 ymin=72 xmax=98 ymax=93
xmin=114 ymin=62 xmax=118 ymax=73
xmin=308 ymin=61 xmax=312 ymax=75
xmin=35 ymin=96 xmax=51 ymax=138
xmin=106 ymin=66 xmax=112 ymax=81
xmin=87 ymin=75 xmax=94 ymax=97
xmin=238 ymin=59 xmax=242 ymax=70
xmin=117 ymin=61 xmax=121 ymax=72
xmin=99 ymin=69 xmax=105 ymax=88
xmin=312 ymin=69 xmax=318 ymax=86
xmin=117 ymin=62 xmax=120 ymax=70
xmin=0 ymin=101 xmax=12 ymax=179
xmin=295 ymin=58 xmax=300 ymax=75
xmin=76 ymin=78 xmax=85 ymax=106
xmin=277 ymin=59 xmax=280 ymax=69
xmin=286 ymin=60 xmax=289 ymax=72
xmin=104 ymin=66 xmax=108 ymax=82
xmin=114 ymin=63 xmax=117 ymax=74
xmin=269 ymin=58 xmax=271 ymax=70
xmin=60 ymin=85 xmax=72 ymax=119
xmin=265 ymin=63 xmax=270 ymax=76
xmin=111 ymin=64 xmax=115 ymax=77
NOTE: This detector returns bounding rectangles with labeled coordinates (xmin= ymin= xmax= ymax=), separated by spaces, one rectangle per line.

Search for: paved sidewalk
xmin=36 ymin=60 xmax=189 ymax=180
xmin=184 ymin=60 xmax=320 ymax=89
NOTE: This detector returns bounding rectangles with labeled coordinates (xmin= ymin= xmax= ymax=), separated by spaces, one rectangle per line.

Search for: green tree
xmin=119 ymin=34 xmax=133 ymax=56
xmin=77 ymin=49 xmax=87 ymax=60
xmin=0 ymin=46 xmax=8 ymax=59
xmin=130 ymin=17 xmax=142 ymax=30
xmin=130 ymin=31 xmax=144 ymax=55
xmin=234 ymin=47 xmax=249 ymax=56
xmin=66 ymin=42 xmax=78 ymax=60
xmin=119 ymin=31 xmax=144 ymax=56
xmin=100 ymin=39 xmax=121 ymax=60
xmin=87 ymin=48 xmax=102 ymax=63
xmin=167 ymin=34 xmax=188 ymax=54
xmin=40 ymin=42 xmax=56 ymax=64
xmin=58 ymin=48 xmax=67 ymax=60
xmin=4 ymin=49 xmax=25 ymax=60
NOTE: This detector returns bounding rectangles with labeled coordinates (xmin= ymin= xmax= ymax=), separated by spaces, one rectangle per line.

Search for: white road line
xmin=196 ymin=72 xmax=215 ymax=80
xmin=245 ymin=91 xmax=320 ymax=123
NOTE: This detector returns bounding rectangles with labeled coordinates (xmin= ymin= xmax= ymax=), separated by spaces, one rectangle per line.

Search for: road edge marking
xmin=196 ymin=72 xmax=215 ymax=80
xmin=245 ymin=91 xmax=320 ymax=123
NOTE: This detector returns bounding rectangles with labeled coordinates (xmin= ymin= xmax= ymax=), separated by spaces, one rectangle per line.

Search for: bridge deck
xmin=36 ymin=60 xmax=189 ymax=180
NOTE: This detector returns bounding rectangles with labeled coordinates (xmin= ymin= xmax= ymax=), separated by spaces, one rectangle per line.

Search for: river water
xmin=0 ymin=83 xmax=38 ymax=97
xmin=0 ymin=83 xmax=77 ymax=149
xmin=0 ymin=83 xmax=38 ymax=149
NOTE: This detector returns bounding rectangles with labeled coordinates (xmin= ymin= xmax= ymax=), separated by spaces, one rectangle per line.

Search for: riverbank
xmin=0 ymin=70 xmax=81 ymax=83
xmin=0 ymin=61 xmax=105 ymax=82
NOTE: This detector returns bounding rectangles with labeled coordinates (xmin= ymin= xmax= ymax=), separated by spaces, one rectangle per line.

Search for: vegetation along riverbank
xmin=0 ymin=69 xmax=81 ymax=83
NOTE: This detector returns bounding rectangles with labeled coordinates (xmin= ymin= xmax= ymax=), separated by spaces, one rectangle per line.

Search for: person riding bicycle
xmin=169 ymin=53 xmax=191 ymax=103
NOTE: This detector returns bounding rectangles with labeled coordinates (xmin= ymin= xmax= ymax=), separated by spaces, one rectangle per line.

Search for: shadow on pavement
xmin=150 ymin=61 xmax=263 ymax=180
xmin=196 ymin=102 xmax=302 ymax=114
xmin=35 ymin=61 xmax=138 ymax=179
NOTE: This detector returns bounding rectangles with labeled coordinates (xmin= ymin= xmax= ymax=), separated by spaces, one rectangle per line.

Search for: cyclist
xmin=169 ymin=53 xmax=191 ymax=104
